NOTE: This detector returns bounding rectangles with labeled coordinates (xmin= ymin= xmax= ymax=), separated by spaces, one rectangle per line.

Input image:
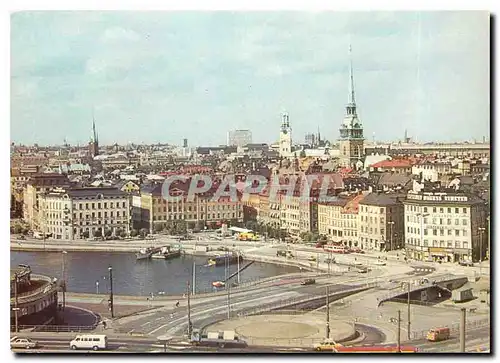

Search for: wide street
xmin=11 ymin=234 xmax=490 ymax=353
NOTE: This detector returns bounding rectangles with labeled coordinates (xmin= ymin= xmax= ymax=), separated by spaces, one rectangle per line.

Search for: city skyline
xmin=11 ymin=11 xmax=490 ymax=146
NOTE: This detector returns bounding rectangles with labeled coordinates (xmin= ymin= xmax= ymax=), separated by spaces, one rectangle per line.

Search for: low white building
xmin=38 ymin=187 xmax=130 ymax=240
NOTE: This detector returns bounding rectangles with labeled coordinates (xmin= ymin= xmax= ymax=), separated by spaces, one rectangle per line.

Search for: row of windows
xmin=155 ymin=204 xmax=239 ymax=213
xmin=360 ymin=226 xmax=385 ymax=235
xmin=407 ymin=227 xmax=469 ymax=237
xmin=359 ymin=206 xmax=393 ymax=213
xmin=73 ymin=211 xmax=126 ymax=219
xmin=407 ymin=216 xmax=469 ymax=226
xmin=153 ymin=212 xmax=240 ymax=221
xmin=406 ymin=205 xmax=469 ymax=214
xmin=74 ymin=201 xmax=127 ymax=210
xmin=407 ymin=238 xmax=469 ymax=249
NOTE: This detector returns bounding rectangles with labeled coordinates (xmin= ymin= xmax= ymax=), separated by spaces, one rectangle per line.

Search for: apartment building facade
xmin=358 ymin=193 xmax=405 ymax=252
xmin=38 ymin=187 xmax=130 ymax=240
xmin=403 ymin=190 xmax=488 ymax=263
xmin=23 ymin=174 xmax=71 ymax=231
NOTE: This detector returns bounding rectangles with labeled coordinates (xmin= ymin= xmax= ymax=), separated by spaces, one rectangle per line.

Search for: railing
xmin=410 ymin=318 xmax=490 ymax=340
xmin=12 ymin=276 xmax=60 ymax=303
xmin=11 ymin=324 xmax=98 ymax=333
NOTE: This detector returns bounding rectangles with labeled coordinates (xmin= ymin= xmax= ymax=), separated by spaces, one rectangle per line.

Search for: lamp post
xmin=61 ymin=251 xmax=67 ymax=311
xmin=388 ymin=221 xmax=395 ymax=252
xmin=13 ymin=272 xmax=19 ymax=332
xmin=96 ymin=281 xmax=99 ymax=294
xmin=478 ymin=227 xmax=485 ymax=277
xmin=108 ymin=266 xmax=114 ymax=318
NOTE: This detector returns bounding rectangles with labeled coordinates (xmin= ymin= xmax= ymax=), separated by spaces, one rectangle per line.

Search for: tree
xmin=119 ymin=230 xmax=127 ymax=238
xmin=139 ymin=228 xmax=148 ymax=237
xmin=104 ymin=229 xmax=113 ymax=237
xmin=130 ymin=229 xmax=138 ymax=237
xmin=299 ymin=150 xmax=306 ymax=158
xmin=175 ymin=221 xmax=187 ymax=235
xmin=82 ymin=231 xmax=90 ymax=239
xmin=94 ymin=230 xmax=102 ymax=238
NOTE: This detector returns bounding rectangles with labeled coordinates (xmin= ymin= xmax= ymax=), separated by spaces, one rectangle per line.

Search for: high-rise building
xmin=339 ymin=45 xmax=364 ymax=168
xmin=227 ymin=129 xmax=252 ymax=147
xmin=183 ymin=138 xmax=188 ymax=148
xmin=279 ymin=112 xmax=292 ymax=157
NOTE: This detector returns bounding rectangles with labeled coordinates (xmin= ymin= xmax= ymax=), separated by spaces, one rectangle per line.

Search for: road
xmin=412 ymin=326 xmax=490 ymax=353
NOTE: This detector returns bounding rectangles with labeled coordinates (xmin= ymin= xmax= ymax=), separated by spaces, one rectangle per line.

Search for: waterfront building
xmin=38 ymin=187 xmax=130 ymax=240
xmin=134 ymin=181 xmax=243 ymax=234
xmin=365 ymin=142 xmax=490 ymax=159
xmin=23 ymin=173 xmax=71 ymax=232
xmin=10 ymin=265 xmax=61 ymax=329
xmin=339 ymin=45 xmax=365 ymax=168
xmin=318 ymin=192 xmax=366 ymax=247
xmin=403 ymin=190 xmax=488 ymax=263
xmin=358 ymin=192 xmax=405 ymax=252
xmin=227 ymin=129 xmax=253 ymax=147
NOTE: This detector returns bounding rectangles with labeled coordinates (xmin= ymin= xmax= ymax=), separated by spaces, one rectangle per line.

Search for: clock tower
xmin=339 ymin=45 xmax=364 ymax=168
xmin=279 ymin=112 xmax=292 ymax=157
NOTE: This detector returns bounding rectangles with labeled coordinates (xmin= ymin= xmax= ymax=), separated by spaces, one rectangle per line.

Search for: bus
xmin=324 ymin=245 xmax=350 ymax=254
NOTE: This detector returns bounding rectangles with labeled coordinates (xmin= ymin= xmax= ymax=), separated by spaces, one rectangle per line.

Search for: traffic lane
xmin=412 ymin=326 xmax=490 ymax=350
xmin=123 ymin=281 xmax=333 ymax=332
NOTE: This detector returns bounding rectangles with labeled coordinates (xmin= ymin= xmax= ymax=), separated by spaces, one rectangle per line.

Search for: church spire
xmin=348 ymin=44 xmax=356 ymax=105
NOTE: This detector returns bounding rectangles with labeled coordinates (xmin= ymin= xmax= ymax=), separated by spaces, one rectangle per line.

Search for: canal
xmin=11 ymin=251 xmax=301 ymax=296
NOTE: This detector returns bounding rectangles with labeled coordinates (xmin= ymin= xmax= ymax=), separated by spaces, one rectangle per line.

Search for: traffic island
xmin=205 ymin=314 xmax=356 ymax=348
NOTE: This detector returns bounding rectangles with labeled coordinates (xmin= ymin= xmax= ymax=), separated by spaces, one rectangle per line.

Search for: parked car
xmin=324 ymin=258 xmax=336 ymax=264
xmin=357 ymin=267 xmax=369 ymax=273
xmin=316 ymin=241 xmax=327 ymax=248
xmin=374 ymin=261 xmax=386 ymax=266
xmin=301 ymin=278 xmax=316 ymax=286
xmin=308 ymin=256 xmax=317 ymax=262
xmin=17 ymin=235 xmax=26 ymax=240
xmin=350 ymin=247 xmax=365 ymax=254
xmin=10 ymin=337 xmax=38 ymax=349
xmin=459 ymin=260 xmax=474 ymax=267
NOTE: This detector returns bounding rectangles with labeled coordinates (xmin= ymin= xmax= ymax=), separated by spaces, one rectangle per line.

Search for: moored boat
xmin=207 ymin=253 xmax=243 ymax=267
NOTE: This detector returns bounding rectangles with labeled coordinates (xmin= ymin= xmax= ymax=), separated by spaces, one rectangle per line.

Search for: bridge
xmin=377 ymin=274 xmax=469 ymax=307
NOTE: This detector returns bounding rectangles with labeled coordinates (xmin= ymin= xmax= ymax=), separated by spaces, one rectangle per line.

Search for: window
xmin=92 ymin=203 xmax=95 ymax=209
xmin=447 ymin=241 xmax=453 ymax=248
xmin=455 ymin=241 xmax=461 ymax=249
xmin=463 ymin=230 xmax=467 ymax=237
xmin=463 ymin=208 xmax=467 ymax=214
xmin=98 ymin=203 xmax=101 ymax=209
xmin=433 ymin=207 xmax=437 ymax=213
xmin=447 ymin=208 xmax=451 ymax=213
xmin=447 ymin=230 xmax=452 ymax=236
xmin=440 ymin=241 xmax=445 ymax=248
xmin=455 ymin=219 xmax=459 ymax=225
xmin=455 ymin=230 xmax=460 ymax=236
xmin=424 ymin=218 xmax=428 ymax=224
xmin=424 ymin=229 xmax=428 ymax=235
xmin=439 ymin=208 xmax=444 ymax=213
xmin=462 ymin=219 xmax=467 ymax=226
xmin=447 ymin=219 xmax=451 ymax=225
xmin=440 ymin=230 xmax=444 ymax=236
xmin=424 ymin=207 xmax=428 ymax=213
xmin=423 ymin=240 xmax=428 ymax=247
xmin=463 ymin=242 xmax=469 ymax=249
xmin=104 ymin=203 xmax=107 ymax=208
xmin=439 ymin=218 xmax=443 ymax=225
xmin=455 ymin=208 xmax=459 ymax=213
xmin=433 ymin=229 xmax=437 ymax=236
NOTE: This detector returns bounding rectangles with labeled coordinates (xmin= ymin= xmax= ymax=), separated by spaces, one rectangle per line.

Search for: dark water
xmin=11 ymin=251 xmax=300 ymax=296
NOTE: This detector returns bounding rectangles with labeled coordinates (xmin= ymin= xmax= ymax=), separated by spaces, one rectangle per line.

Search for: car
xmin=459 ymin=260 xmax=474 ymax=267
xmin=17 ymin=235 xmax=26 ymax=240
xmin=308 ymin=256 xmax=317 ymax=262
xmin=324 ymin=258 xmax=336 ymax=264
xmin=316 ymin=241 xmax=327 ymax=248
xmin=314 ymin=339 xmax=340 ymax=351
xmin=301 ymin=278 xmax=316 ymax=286
xmin=357 ymin=267 xmax=369 ymax=273
xmin=374 ymin=261 xmax=386 ymax=266
xmin=10 ymin=337 xmax=39 ymax=349
xmin=351 ymin=247 xmax=365 ymax=254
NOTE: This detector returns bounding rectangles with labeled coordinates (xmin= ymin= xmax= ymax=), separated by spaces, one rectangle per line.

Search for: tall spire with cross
xmin=348 ymin=44 xmax=356 ymax=106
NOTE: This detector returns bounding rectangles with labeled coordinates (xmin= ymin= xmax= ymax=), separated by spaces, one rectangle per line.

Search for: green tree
xmin=81 ymin=231 xmax=90 ymax=239
xmin=94 ymin=230 xmax=102 ymax=238
xmin=104 ymin=229 xmax=113 ymax=237
xmin=130 ymin=229 xmax=138 ymax=237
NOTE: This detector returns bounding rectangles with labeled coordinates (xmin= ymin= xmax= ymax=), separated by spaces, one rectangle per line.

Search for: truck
xmin=452 ymin=288 xmax=474 ymax=303
xmin=190 ymin=329 xmax=247 ymax=348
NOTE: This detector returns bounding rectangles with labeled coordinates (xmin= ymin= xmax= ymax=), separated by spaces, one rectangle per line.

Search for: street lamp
xmin=478 ymin=227 xmax=485 ymax=277
xmin=388 ymin=221 xmax=395 ymax=252
xmin=61 ymin=251 xmax=68 ymax=311
xmin=96 ymin=281 xmax=99 ymax=294
xmin=108 ymin=266 xmax=114 ymax=318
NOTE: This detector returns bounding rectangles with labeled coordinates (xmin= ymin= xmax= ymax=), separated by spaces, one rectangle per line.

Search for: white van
xmin=70 ymin=335 xmax=108 ymax=351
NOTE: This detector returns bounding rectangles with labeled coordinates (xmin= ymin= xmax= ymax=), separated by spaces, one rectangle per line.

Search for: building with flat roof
xmin=227 ymin=129 xmax=252 ymax=147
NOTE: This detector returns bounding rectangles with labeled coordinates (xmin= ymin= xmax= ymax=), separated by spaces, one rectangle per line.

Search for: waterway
xmin=11 ymin=251 xmax=300 ymax=296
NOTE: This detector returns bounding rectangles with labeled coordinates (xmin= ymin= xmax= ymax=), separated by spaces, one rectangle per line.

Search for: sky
xmin=10 ymin=11 xmax=490 ymax=147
